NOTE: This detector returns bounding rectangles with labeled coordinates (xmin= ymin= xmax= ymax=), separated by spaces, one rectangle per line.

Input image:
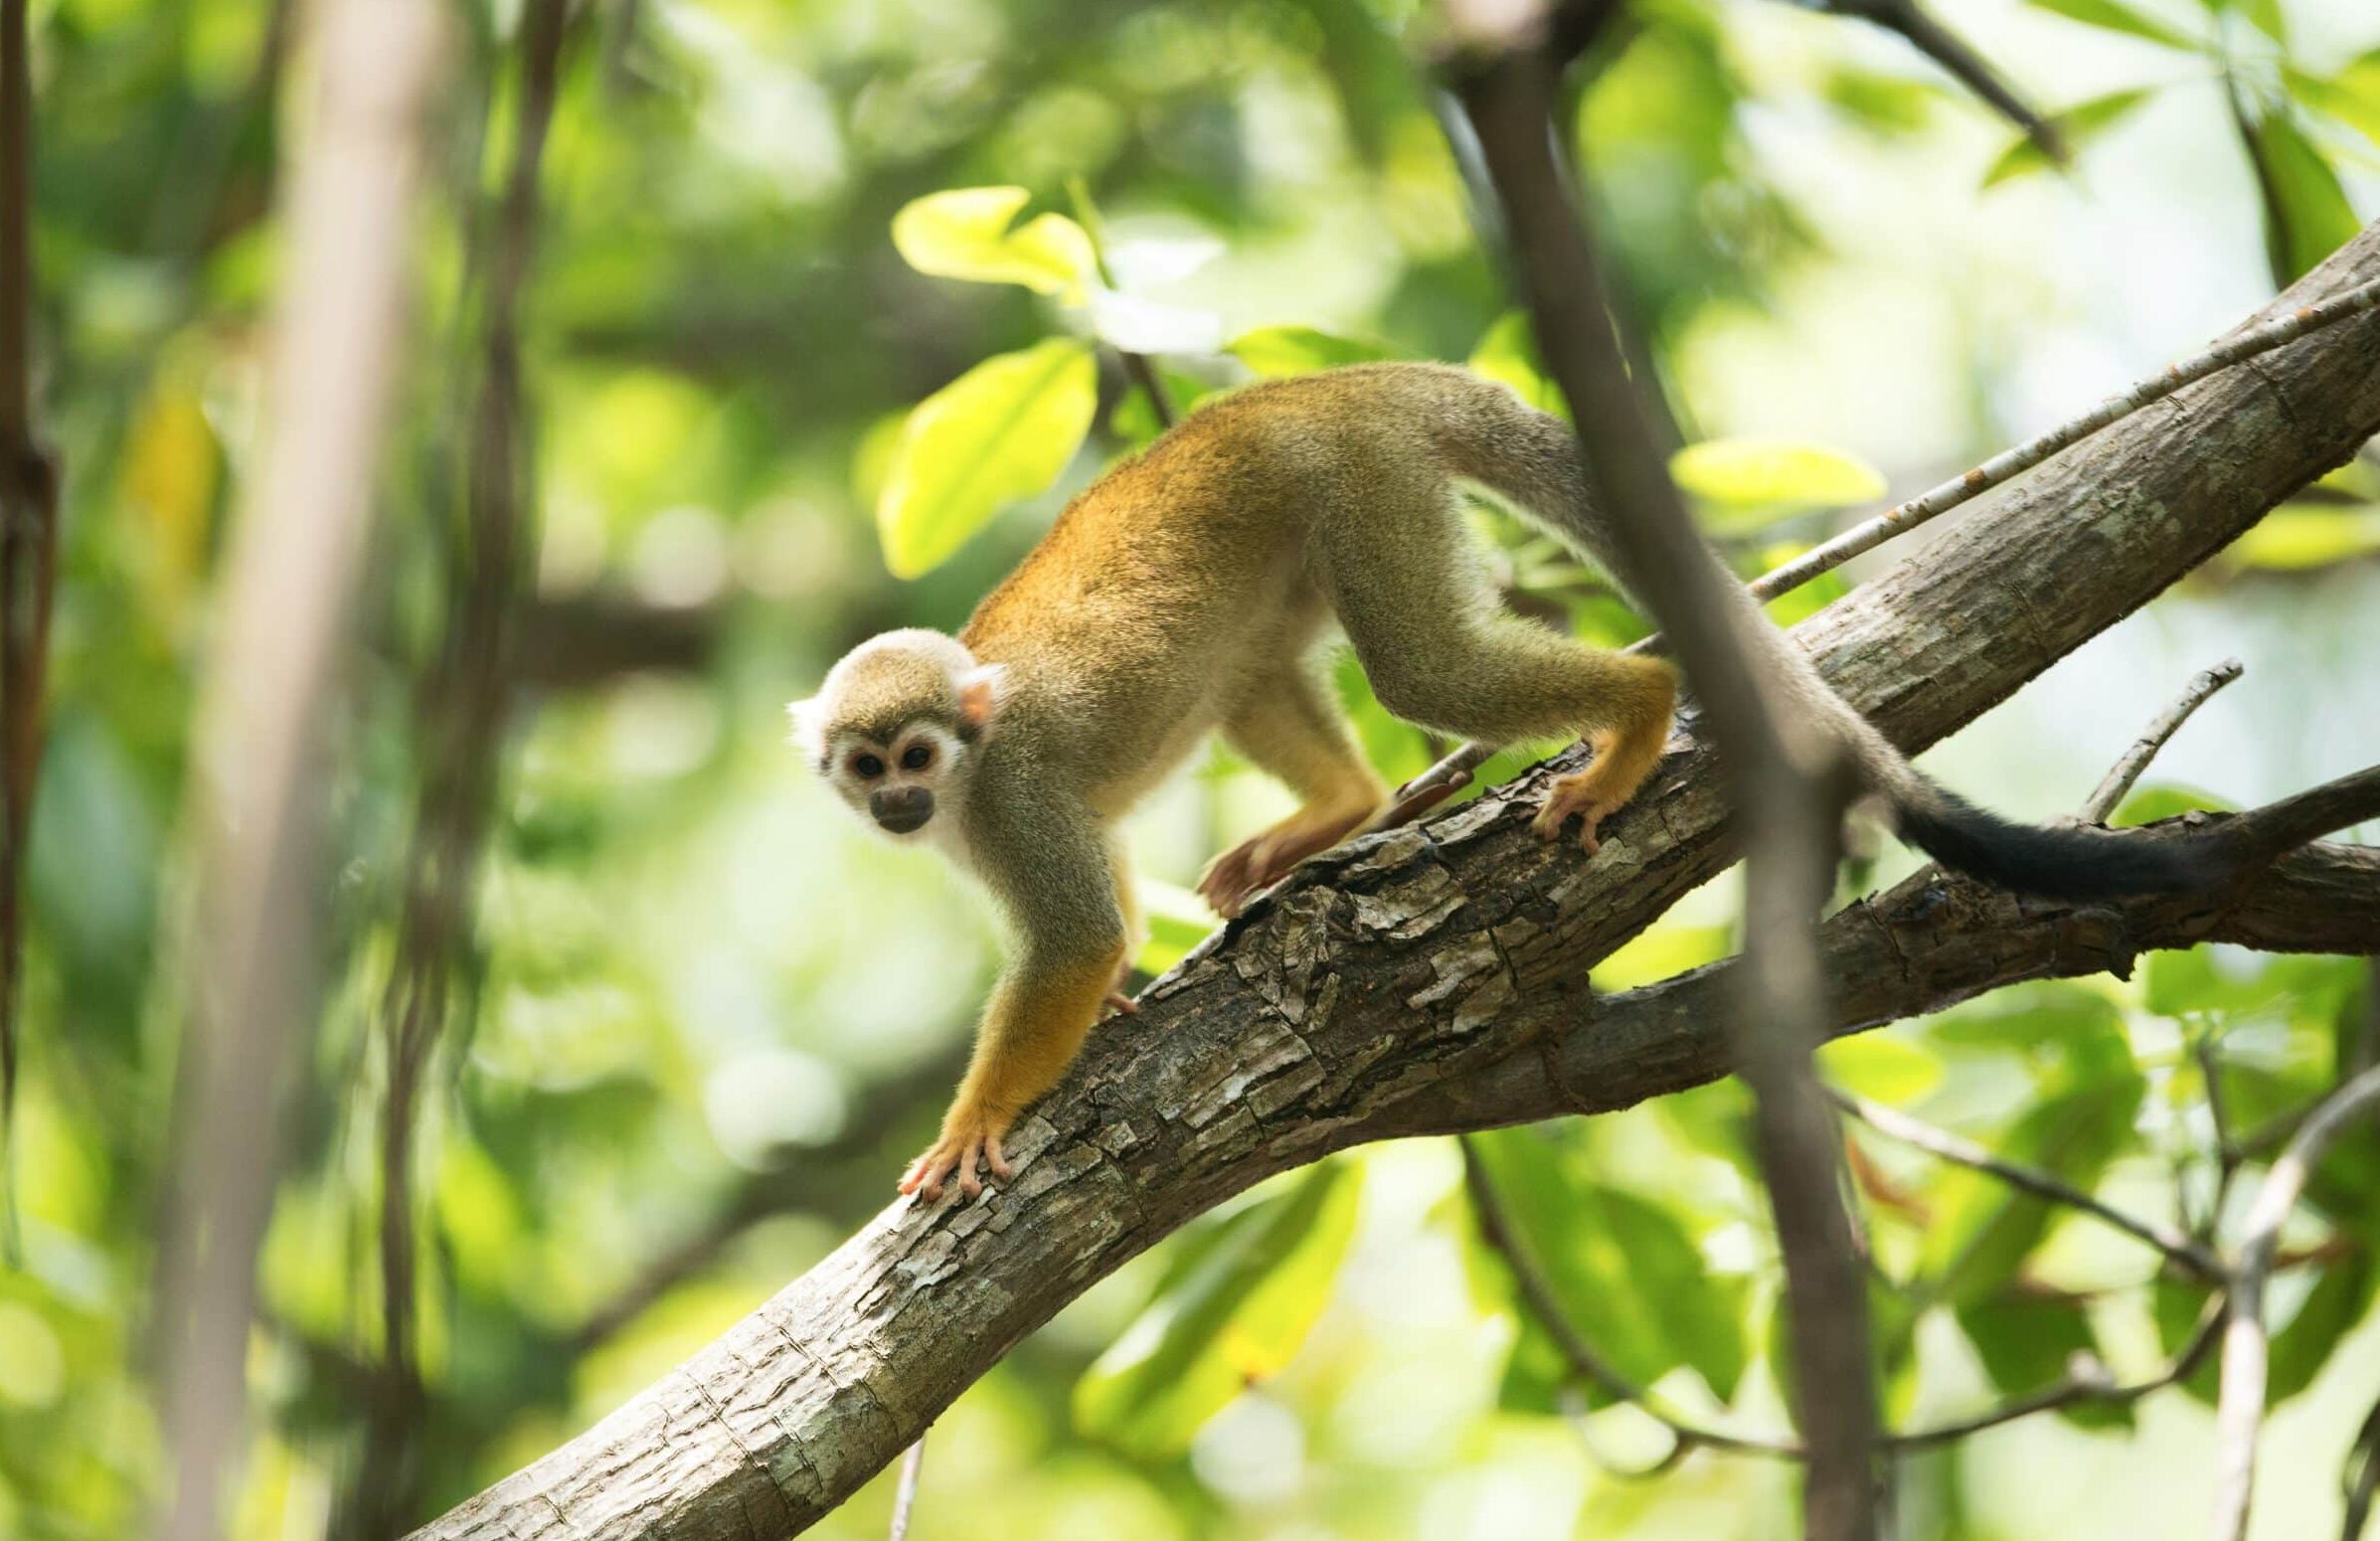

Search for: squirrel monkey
xmin=794 ymin=363 xmax=2227 ymax=1201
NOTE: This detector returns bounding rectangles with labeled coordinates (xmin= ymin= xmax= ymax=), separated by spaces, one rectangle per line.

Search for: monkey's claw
xmin=899 ymin=1109 xmax=1015 ymax=1203
xmin=1531 ymin=775 xmax=1621 ymax=854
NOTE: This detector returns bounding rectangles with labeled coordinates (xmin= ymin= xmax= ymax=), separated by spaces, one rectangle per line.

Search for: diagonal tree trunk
xmin=410 ymin=222 xmax=2380 ymax=1541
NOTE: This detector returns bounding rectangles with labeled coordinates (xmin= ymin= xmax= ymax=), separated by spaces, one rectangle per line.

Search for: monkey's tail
xmin=1428 ymin=368 xmax=2251 ymax=901
xmin=1873 ymin=753 xmax=2245 ymax=899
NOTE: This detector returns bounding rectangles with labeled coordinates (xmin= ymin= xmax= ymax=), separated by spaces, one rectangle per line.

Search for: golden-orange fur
xmin=802 ymin=364 xmax=1679 ymax=1200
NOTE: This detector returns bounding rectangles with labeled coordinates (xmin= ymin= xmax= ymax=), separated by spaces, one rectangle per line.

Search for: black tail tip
xmin=1896 ymin=792 xmax=2235 ymax=900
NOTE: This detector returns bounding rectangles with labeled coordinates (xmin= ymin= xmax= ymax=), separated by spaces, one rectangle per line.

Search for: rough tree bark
xmin=410 ymin=223 xmax=2380 ymax=1540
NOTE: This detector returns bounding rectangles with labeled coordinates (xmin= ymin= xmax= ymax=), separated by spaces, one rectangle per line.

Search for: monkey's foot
xmin=899 ymin=1107 xmax=1015 ymax=1203
xmin=1197 ymin=836 xmax=1277 ymax=920
xmin=1531 ymin=773 xmax=1623 ymax=854
xmin=1104 ymin=990 xmax=1139 ymax=1017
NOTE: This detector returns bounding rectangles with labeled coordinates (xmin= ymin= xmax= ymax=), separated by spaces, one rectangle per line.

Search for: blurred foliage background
xmin=6 ymin=0 xmax=2380 ymax=1536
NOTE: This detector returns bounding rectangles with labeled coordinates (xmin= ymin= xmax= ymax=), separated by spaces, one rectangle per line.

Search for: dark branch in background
xmin=1445 ymin=14 xmax=1878 ymax=1536
xmin=346 ymin=3 xmax=569 ymax=1535
xmin=2211 ymin=1064 xmax=2380 ymax=1541
xmin=1791 ymin=0 xmax=2063 ymax=162
xmin=1383 ymin=275 xmax=2380 ymax=824
xmin=149 ymin=2 xmax=447 ymax=1537
xmin=0 ymin=0 xmax=56 ymax=1250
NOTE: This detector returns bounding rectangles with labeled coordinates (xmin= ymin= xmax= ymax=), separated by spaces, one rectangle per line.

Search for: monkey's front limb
xmin=900 ymin=940 xmax=1127 ymax=1203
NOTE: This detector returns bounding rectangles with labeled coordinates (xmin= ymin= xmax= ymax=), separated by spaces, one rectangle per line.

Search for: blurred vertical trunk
xmin=148 ymin=2 xmax=447 ymax=1536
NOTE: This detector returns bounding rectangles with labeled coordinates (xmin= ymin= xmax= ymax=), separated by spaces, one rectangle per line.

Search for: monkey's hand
xmin=899 ymin=1099 xmax=1016 ymax=1203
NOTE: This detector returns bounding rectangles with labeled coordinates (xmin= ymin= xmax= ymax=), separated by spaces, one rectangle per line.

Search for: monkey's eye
xmin=901 ymin=744 xmax=933 ymax=771
xmin=852 ymin=753 xmax=886 ymax=778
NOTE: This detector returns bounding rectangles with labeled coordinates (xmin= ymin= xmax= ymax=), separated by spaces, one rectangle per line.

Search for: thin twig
xmin=1382 ymin=278 xmax=2380 ymax=827
xmin=2210 ymin=1065 xmax=2380 ymax=1541
xmin=2082 ymin=658 xmax=2244 ymax=821
xmin=888 ymin=1435 xmax=927 ymax=1541
xmin=1064 ymin=174 xmax=1176 ymax=430
xmin=1803 ymin=0 xmax=2064 ymax=163
xmin=1459 ymin=1137 xmax=1804 ymax=1465
xmin=1445 ymin=13 xmax=1877 ymax=1535
xmin=1885 ymin=1295 xmax=2225 ymax=1451
xmin=1828 ymin=1088 xmax=2223 ymax=1281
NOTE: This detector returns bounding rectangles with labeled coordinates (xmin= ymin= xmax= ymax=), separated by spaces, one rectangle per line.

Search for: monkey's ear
xmin=956 ymin=662 xmax=1008 ymax=732
xmin=786 ymin=697 xmax=824 ymax=759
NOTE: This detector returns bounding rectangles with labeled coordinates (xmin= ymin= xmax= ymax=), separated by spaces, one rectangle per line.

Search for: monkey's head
xmin=788 ymin=628 xmax=1006 ymax=841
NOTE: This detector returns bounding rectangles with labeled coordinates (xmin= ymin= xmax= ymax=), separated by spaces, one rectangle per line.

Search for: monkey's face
xmin=787 ymin=628 xmax=1006 ymax=845
xmin=822 ymin=721 xmax=967 ymax=837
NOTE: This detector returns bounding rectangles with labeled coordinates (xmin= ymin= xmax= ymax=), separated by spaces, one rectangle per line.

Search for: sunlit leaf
xmin=1820 ymin=1034 xmax=1945 ymax=1106
xmin=2288 ymin=53 xmax=2380 ymax=145
xmin=2241 ymin=108 xmax=2363 ymax=285
xmin=1135 ymin=876 xmax=1216 ymax=974
xmin=2230 ymin=508 xmax=2380 ymax=571
xmin=1588 ymin=921 xmax=1733 ymax=992
xmin=1468 ymin=311 xmax=1566 ymax=419
xmin=1670 ymin=437 xmax=1886 ymax=522
xmin=1982 ymin=88 xmax=2158 ymax=186
xmin=2024 ymin=0 xmax=2202 ymax=52
xmin=1074 ymin=1162 xmax=1361 ymax=1455
xmin=1226 ymin=325 xmax=1400 ymax=377
xmin=2110 ymin=782 xmax=2235 ymax=828
xmin=116 ymin=371 xmax=220 ymax=624
xmin=875 ymin=339 xmax=1098 ymax=578
xmin=890 ymin=186 xmax=1096 ymax=298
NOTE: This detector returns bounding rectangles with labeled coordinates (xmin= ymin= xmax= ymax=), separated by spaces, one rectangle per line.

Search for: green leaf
xmin=1225 ymin=325 xmax=1400 ymax=378
xmin=2266 ymin=1252 xmax=2376 ymax=1405
xmin=1074 ymin=1162 xmax=1361 ymax=1455
xmin=2110 ymin=781 xmax=2235 ymax=828
xmin=1109 ymin=369 xmax=1219 ymax=446
xmin=2241 ymin=109 xmax=2364 ymax=285
xmin=2230 ymin=508 xmax=2380 ymax=571
xmin=1587 ymin=920 xmax=1734 ymax=992
xmin=1471 ymin=1129 xmax=1748 ymax=1406
xmin=875 ymin=339 xmax=1098 ymax=579
xmin=1921 ymin=1072 xmax=2145 ymax=1306
xmin=1956 ymin=1294 xmax=2133 ymax=1431
xmin=1820 ymin=1034 xmax=1945 ymax=1106
xmin=2288 ymin=53 xmax=2380 ymax=145
xmin=1670 ymin=437 xmax=1887 ymax=524
xmin=890 ymin=186 xmax=1096 ymax=298
xmin=1135 ymin=876 xmax=1217 ymax=972
xmin=1983 ymin=88 xmax=2158 ymax=186
xmin=1467 ymin=311 xmax=1567 ymax=419
xmin=2025 ymin=0 xmax=2202 ymax=52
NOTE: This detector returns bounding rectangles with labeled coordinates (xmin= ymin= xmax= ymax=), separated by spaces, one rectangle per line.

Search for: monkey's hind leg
xmin=1198 ymin=663 xmax=1388 ymax=918
xmin=1319 ymin=500 xmax=1676 ymax=853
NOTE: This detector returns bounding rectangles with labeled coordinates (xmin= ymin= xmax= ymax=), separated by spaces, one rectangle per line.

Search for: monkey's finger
xmin=957 ymin=1135 xmax=986 ymax=1198
xmin=987 ymin=1133 xmax=1013 ymax=1181
xmin=1105 ymin=991 xmax=1139 ymax=1016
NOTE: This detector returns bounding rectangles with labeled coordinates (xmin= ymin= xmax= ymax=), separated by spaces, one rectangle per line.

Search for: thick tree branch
xmin=410 ymin=220 xmax=2380 ymax=1541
